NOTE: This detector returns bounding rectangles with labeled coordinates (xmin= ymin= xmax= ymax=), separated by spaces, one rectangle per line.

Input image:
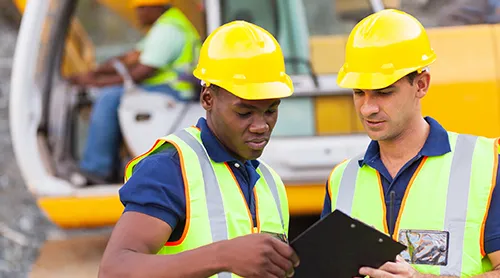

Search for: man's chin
xmin=244 ymin=149 xmax=264 ymax=161
xmin=366 ymin=131 xmax=385 ymax=142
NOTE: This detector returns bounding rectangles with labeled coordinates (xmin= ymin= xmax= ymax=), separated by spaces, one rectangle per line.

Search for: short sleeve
xmin=119 ymin=146 xmax=186 ymax=230
xmin=138 ymin=23 xmax=186 ymax=69
xmin=483 ymin=154 xmax=500 ymax=254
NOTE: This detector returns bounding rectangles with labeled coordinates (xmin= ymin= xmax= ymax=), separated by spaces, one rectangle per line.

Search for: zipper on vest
xmin=389 ymin=191 xmax=396 ymax=238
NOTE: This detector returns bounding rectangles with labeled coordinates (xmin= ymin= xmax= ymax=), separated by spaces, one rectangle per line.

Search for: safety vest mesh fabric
xmin=142 ymin=7 xmax=201 ymax=100
xmin=124 ymin=127 xmax=289 ymax=278
xmin=327 ymin=132 xmax=499 ymax=277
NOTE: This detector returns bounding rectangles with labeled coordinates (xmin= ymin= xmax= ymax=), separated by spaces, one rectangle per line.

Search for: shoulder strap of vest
xmin=124 ymin=126 xmax=201 ymax=182
xmin=171 ymin=127 xmax=234 ymax=243
xmin=333 ymin=157 xmax=360 ymax=215
xmin=257 ymin=160 xmax=286 ymax=231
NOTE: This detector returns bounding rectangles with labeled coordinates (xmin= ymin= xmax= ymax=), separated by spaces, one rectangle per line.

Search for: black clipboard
xmin=290 ymin=209 xmax=407 ymax=278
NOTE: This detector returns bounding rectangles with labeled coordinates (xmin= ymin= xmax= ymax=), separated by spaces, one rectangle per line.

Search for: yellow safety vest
xmin=328 ymin=132 xmax=498 ymax=277
xmin=125 ymin=126 xmax=289 ymax=277
xmin=142 ymin=7 xmax=201 ymax=100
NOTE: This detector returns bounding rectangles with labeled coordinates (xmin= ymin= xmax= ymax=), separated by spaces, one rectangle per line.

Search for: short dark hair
xmin=208 ymin=84 xmax=221 ymax=95
xmin=406 ymin=71 xmax=419 ymax=85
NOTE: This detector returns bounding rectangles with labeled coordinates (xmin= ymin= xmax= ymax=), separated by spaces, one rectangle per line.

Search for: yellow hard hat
xmin=337 ymin=9 xmax=437 ymax=90
xmin=131 ymin=0 xmax=171 ymax=8
xmin=193 ymin=21 xmax=293 ymax=100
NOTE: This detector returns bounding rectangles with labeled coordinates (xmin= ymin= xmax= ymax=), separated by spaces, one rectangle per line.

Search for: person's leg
xmin=79 ymin=85 xmax=124 ymax=181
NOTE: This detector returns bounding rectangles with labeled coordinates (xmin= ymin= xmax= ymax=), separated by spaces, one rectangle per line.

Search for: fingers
xmin=359 ymin=260 xmax=415 ymax=278
xmin=289 ymin=250 xmax=300 ymax=268
xmin=379 ymin=261 xmax=406 ymax=273
xmin=264 ymin=258 xmax=287 ymax=278
xmin=359 ymin=266 xmax=394 ymax=278
xmin=268 ymin=250 xmax=294 ymax=277
xmin=270 ymin=238 xmax=300 ymax=267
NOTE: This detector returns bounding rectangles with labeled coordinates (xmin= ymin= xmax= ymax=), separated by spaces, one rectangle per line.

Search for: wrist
xmin=413 ymin=273 xmax=435 ymax=278
xmin=212 ymin=240 xmax=231 ymax=273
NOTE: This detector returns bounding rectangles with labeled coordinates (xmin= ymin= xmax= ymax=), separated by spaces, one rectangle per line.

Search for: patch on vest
xmin=398 ymin=229 xmax=449 ymax=266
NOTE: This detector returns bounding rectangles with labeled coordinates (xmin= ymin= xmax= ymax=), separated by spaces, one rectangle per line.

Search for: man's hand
xmin=358 ymin=255 xmax=419 ymax=278
xmin=217 ymin=233 xmax=300 ymax=278
xmin=68 ymin=71 xmax=97 ymax=86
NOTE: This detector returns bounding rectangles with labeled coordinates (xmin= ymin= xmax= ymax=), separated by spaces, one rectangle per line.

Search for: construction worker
xmin=98 ymin=21 xmax=299 ymax=278
xmin=322 ymin=9 xmax=500 ymax=277
xmin=69 ymin=0 xmax=201 ymax=185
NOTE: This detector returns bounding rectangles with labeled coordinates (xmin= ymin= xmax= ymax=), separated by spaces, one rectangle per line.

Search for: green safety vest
xmin=141 ymin=7 xmax=201 ymax=100
xmin=327 ymin=132 xmax=498 ymax=277
xmin=124 ymin=126 xmax=290 ymax=278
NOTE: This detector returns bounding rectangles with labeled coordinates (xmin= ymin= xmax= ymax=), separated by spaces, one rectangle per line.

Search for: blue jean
xmin=79 ymin=84 xmax=182 ymax=178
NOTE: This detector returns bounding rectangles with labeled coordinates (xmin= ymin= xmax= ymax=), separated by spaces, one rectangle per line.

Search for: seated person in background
xmin=438 ymin=0 xmax=500 ymax=26
xmin=69 ymin=0 xmax=201 ymax=185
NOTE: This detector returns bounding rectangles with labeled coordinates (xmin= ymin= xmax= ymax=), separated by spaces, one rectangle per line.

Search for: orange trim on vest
xmin=253 ymin=186 xmax=261 ymax=233
xmin=393 ymin=156 xmax=428 ymax=241
xmin=123 ymin=139 xmax=165 ymax=183
xmin=480 ymin=138 xmax=500 ymax=257
xmin=164 ymin=138 xmax=191 ymax=247
xmin=224 ymin=162 xmax=258 ymax=233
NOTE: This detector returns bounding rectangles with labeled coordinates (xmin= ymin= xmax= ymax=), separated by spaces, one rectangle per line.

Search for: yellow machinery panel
xmin=36 ymin=184 xmax=327 ymax=229
xmin=310 ymin=36 xmax=346 ymax=74
xmin=422 ymin=25 xmax=500 ymax=138
xmin=315 ymin=95 xmax=355 ymax=135
xmin=38 ymin=196 xmax=123 ymax=229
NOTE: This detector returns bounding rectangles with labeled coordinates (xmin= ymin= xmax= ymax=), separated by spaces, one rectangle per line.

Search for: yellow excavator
xmin=9 ymin=0 xmax=500 ymax=276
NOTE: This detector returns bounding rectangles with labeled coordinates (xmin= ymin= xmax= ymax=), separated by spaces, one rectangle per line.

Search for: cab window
xmin=304 ymin=0 xmax=372 ymax=35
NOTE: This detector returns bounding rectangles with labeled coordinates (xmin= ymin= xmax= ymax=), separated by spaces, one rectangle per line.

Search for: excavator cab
xmin=118 ymin=0 xmax=314 ymax=161
xmin=10 ymin=0 xmax=387 ymax=229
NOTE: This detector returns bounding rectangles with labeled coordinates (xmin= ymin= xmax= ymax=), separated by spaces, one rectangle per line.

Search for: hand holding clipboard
xmin=290 ymin=209 xmax=407 ymax=278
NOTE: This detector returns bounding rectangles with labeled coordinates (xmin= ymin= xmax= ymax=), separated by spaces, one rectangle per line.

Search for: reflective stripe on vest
xmin=124 ymin=127 xmax=289 ymax=278
xmin=142 ymin=7 xmax=201 ymax=99
xmin=174 ymin=129 xmax=285 ymax=237
xmin=328 ymin=132 xmax=498 ymax=276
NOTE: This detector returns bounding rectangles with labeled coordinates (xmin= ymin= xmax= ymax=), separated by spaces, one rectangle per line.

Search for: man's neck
xmin=206 ymin=116 xmax=247 ymax=163
xmin=378 ymin=117 xmax=430 ymax=175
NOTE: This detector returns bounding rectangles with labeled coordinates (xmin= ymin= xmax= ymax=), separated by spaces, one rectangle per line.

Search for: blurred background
xmin=2 ymin=0 xmax=500 ymax=277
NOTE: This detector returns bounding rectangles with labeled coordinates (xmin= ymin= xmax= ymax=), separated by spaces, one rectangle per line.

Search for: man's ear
xmin=415 ymin=71 xmax=431 ymax=99
xmin=200 ymin=86 xmax=214 ymax=111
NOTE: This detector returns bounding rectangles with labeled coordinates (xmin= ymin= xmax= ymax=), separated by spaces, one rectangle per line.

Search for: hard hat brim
xmin=194 ymin=68 xmax=295 ymax=100
xmin=213 ymin=79 xmax=294 ymax=100
xmin=337 ymin=64 xmax=432 ymax=90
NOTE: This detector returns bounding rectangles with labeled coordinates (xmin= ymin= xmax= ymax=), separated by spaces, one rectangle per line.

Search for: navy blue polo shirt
xmin=321 ymin=116 xmax=500 ymax=254
xmin=119 ymin=117 xmax=261 ymax=242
